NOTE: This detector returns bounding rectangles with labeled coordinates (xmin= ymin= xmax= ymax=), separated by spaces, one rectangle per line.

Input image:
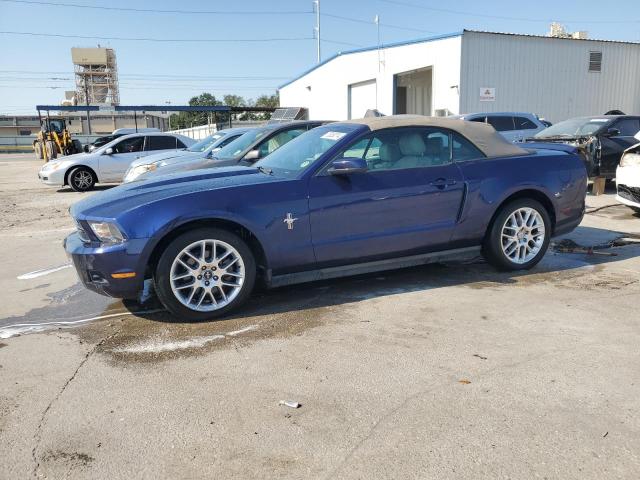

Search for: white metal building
xmin=279 ymin=30 xmax=640 ymax=123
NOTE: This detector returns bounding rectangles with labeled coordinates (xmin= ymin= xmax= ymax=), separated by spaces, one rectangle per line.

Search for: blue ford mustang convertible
xmin=65 ymin=116 xmax=587 ymax=320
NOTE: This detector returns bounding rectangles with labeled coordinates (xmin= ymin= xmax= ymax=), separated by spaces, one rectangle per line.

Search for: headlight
xmin=87 ymin=221 xmax=125 ymax=244
xmin=620 ymin=152 xmax=640 ymax=167
xmin=126 ymin=163 xmax=157 ymax=180
xmin=43 ymin=161 xmax=64 ymax=171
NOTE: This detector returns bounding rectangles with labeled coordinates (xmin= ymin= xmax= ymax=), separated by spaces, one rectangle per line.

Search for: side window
xmin=612 ymin=118 xmax=640 ymax=136
xmin=486 ymin=116 xmax=515 ymax=132
xmin=113 ymin=136 xmax=144 ymax=154
xmin=217 ymin=134 xmax=240 ymax=149
xmin=423 ymin=130 xmax=450 ymax=167
xmin=514 ymin=116 xmax=538 ymax=130
xmin=468 ymin=116 xmax=487 ymax=123
xmin=147 ymin=136 xmax=178 ymax=151
xmin=337 ymin=127 xmax=453 ymax=172
xmin=341 ymin=137 xmax=370 ymax=159
xmin=176 ymin=139 xmax=187 ymax=148
xmin=452 ymin=132 xmax=485 ymax=162
xmin=258 ymin=128 xmax=306 ymax=156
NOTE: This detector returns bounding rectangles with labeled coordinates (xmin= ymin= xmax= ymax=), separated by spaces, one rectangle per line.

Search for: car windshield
xmin=255 ymin=124 xmax=362 ymax=177
xmin=535 ymin=118 xmax=610 ymax=138
xmin=214 ymin=128 xmax=268 ymax=159
xmin=186 ymin=133 xmax=225 ymax=152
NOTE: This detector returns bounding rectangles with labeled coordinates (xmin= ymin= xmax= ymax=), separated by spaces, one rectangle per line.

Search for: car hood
xmin=128 ymin=149 xmax=196 ymax=168
xmin=71 ymin=166 xmax=281 ymax=219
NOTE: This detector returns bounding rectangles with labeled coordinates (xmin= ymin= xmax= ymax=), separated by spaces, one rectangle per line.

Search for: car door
xmin=599 ymin=118 xmax=640 ymax=177
xmin=308 ymin=127 xmax=465 ymax=265
xmin=99 ymin=136 xmax=145 ymax=181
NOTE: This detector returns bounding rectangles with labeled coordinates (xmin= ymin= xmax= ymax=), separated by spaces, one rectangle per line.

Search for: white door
xmin=99 ymin=136 xmax=146 ymax=182
xmin=348 ymin=80 xmax=377 ymax=120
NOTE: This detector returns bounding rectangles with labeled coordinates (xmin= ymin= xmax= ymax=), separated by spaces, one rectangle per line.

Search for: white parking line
xmin=17 ymin=263 xmax=72 ymax=280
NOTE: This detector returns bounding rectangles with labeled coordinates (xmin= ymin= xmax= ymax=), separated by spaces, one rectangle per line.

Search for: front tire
xmin=483 ymin=199 xmax=551 ymax=271
xmin=154 ymin=228 xmax=256 ymax=321
xmin=68 ymin=167 xmax=96 ymax=192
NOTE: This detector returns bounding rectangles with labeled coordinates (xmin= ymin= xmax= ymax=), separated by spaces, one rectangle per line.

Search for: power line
xmin=321 ymin=12 xmax=438 ymax=34
xmin=378 ymin=0 xmax=640 ymax=24
xmin=0 ymin=80 xmax=276 ymax=91
xmin=0 ymin=31 xmax=314 ymax=43
xmin=0 ymin=70 xmax=293 ymax=80
xmin=0 ymin=0 xmax=312 ymax=15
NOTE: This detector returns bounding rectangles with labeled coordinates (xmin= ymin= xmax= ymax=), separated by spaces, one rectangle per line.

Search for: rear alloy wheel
xmin=484 ymin=199 xmax=551 ymax=271
xmin=155 ymin=228 xmax=256 ymax=321
xmin=68 ymin=167 xmax=96 ymax=192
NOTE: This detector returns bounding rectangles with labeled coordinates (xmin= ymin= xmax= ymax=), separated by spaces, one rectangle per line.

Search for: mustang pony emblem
xmin=283 ymin=213 xmax=298 ymax=230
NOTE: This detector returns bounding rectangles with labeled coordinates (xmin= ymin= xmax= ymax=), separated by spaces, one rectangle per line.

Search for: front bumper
xmin=616 ymin=165 xmax=640 ymax=208
xmin=64 ymin=231 xmax=148 ymax=299
xmin=38 ymin=168 xmax=65 ymax=186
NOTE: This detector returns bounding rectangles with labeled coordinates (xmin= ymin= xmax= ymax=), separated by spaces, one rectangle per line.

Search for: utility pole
xmin=313 ymin=0 xmax=321 ymax=63
xmin=83 ymin=78 xmax=92 ymax=134
xmin=375 ymin=15 xmax=381 ymax=72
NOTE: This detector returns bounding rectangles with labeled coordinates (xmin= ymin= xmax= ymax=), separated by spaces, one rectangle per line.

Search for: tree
xmin=170 ymin=93 xmax=222 ymax=129
xmin=167 ymin=91 xmax=280 ymax=129
xmin=250 ymin=93 xmax=279 ymax=120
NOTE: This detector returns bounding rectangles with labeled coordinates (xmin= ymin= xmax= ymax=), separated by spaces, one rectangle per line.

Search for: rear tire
xmin=68 ymin=167 xmax=96 ymax=192
xmin=45 ymin=140 xmax=57 ymax=160
xmin=154 ymin=228 xmax=256 ymax=321
xmin=483 ymin=199 xmax=551 ymax=271
xmin=34 ymin=141 xmax=43 ymax=160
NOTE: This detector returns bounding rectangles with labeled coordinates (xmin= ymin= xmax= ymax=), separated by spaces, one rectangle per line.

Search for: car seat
xmin=396 ymin=133 xmax=427 ymax=169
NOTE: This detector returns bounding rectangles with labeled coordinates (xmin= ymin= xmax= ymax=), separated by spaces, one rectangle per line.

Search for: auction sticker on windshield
xmin=321 ymin=131 xmax=347 ymax=141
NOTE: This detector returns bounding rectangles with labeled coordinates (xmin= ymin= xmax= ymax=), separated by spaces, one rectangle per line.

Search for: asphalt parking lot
xmin=1 ymin=154 xmax=639 ymax=479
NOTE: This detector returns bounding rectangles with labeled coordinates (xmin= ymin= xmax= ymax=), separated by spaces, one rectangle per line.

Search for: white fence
xmin=168 ymin=121 xmax=266 ymax=140
xmin=168 ymin=124 xmax=218 ymax=141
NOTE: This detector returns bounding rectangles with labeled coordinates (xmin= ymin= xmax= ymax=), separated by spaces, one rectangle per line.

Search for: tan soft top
xmin=345 ymin=115 xmax=528 ymax=158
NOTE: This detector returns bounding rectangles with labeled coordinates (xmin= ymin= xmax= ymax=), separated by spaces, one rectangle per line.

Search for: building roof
xmin=279 ymin=29 xmax=640 ymax=90
xmin=278 ymin=31 xmax=463 ymax=90
xmin=345 ymin=115 xmax=528 ymax=158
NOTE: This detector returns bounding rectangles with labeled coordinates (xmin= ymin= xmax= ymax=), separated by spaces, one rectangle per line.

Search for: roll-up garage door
xmin=348 ymin=80 xmax=377 ymax=120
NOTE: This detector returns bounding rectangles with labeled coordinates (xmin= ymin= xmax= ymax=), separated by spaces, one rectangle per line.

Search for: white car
xmin=38 ymin=132 xmax=195 ymax=192
xmin=616 ymin=132 xmax=640 ymax=213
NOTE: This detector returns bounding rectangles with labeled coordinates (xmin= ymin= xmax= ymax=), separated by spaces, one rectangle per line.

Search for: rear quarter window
xmin=514 ymin=116 xmax=538 ymax=130
xmin=486 ymin=116 xmax=515 ymax=132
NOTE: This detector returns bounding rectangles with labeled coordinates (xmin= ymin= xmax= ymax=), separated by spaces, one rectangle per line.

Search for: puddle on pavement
xmin=2 ymin=241 xmax=639 ymax=363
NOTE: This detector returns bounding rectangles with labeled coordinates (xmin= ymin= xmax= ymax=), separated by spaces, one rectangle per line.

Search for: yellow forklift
xmin=33 ymin=114 xmax=83 ymax=161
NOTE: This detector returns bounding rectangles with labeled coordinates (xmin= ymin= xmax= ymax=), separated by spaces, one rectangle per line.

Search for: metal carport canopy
xmin=35 ymin=105 xmax=276 ymax=112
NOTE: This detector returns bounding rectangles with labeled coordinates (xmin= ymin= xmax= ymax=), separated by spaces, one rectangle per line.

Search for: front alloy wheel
xmin=170 ymin=239 xmax=245 ymax=311
xmin=155 ymin=228 xmax=256 ymax=320
xmin=68 ymin=167 xmax=96 ymax=192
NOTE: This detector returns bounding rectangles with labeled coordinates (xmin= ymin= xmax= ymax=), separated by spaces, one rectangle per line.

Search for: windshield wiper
xmin=257 ymin=166 xmax=273 ymax=175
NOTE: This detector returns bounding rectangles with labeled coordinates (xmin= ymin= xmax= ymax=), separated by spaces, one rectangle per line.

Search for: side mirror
xmin=83 ymin=145 xmax=89 ymax=153
xmin=605 ymin=128 xmax=621 ymax=137
xmin=104 ymin=147 xmax=114 ymax=155
xmin=243 ymin=149 xmax=261 ymax=162
xmin=327 ymin=157 xmax=368 ymax=175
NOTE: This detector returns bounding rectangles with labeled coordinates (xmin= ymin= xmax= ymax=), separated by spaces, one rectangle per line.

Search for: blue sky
xmin=1 ymin=0 xmax=639 ymax=115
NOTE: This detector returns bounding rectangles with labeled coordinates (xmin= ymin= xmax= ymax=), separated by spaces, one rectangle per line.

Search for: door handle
xmin=430 ymin=178 xmax=457 ymax=189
